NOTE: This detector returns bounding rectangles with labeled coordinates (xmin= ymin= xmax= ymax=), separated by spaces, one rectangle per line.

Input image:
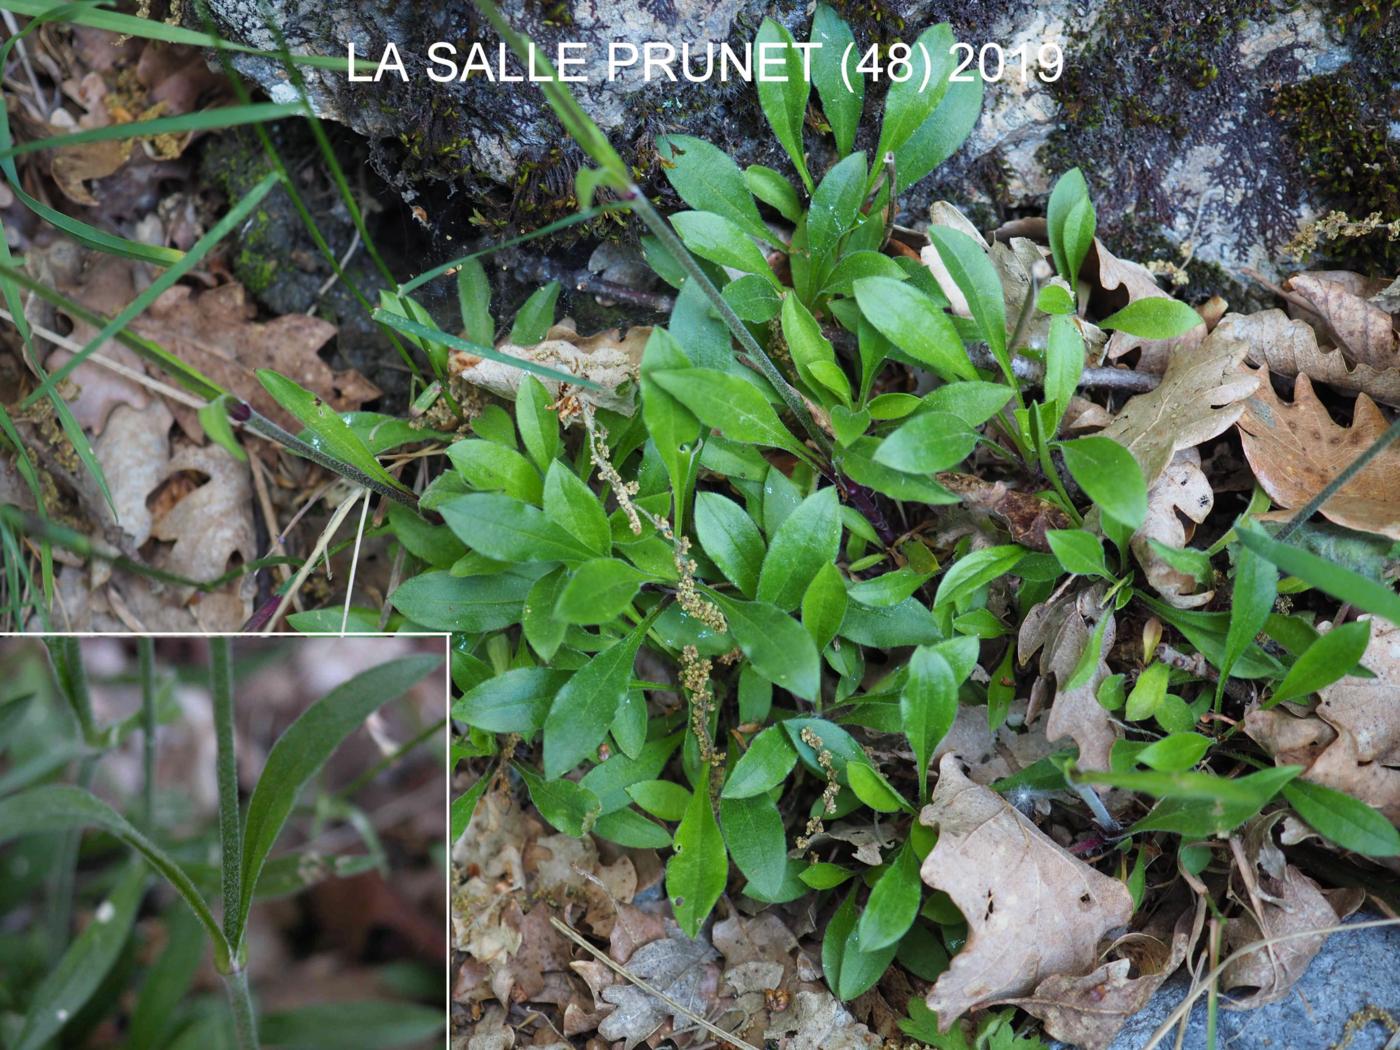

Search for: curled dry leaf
xmin=1246 ymin=617 xmax=1400 ymax=824
xmin=1237 ymin=369 xmax=1400 ymax=541
xmin=1283 ymin=272 xmax=1397 ymax=370
xmin=451 ymin=319 xmax=649 ymax=417
xmin=1099 ymin=313 xmax=1261 ymax=488
xmin=918 ymin=755 xmax=1134 ymax=1027
xmin=1018 ymin=584 xmax=1118 ymax=772
xmin=1221 ymin=815 xmax=1359 ymax=1009
xmin=1087 ymin=238 xmax=1183 ymax=371
xmin=1004 ymin=903 xmax=1199 ymax=1050
xmin=1228 ymin=309 xmax=1400 ymax=407
xmin=937 ymin=472 xmax=1073 ymax=552
xmin=149 ymin=440 xmax=256 ymax=585
xmin=597 ymin=923 xmax=719 ymax=1050
xmin=1131 ymin=449 xmax=1215 ymax=608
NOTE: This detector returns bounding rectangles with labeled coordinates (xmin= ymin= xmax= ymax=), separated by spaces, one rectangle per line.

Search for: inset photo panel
xmin=0 ymin=635 xmax=449 ymax=1050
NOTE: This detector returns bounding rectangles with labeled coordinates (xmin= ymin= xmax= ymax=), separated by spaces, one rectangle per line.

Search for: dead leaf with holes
xmin=451 ymin=319 xmax=648 ymax=418
xmin=918 ymin=755 xmax=1134 ymax=1027
xmin=1283 ymin=272 xmax=1397 ymax=370
xmin=1018 ymin=584 xmax=1118 ymax=772
xmin=1246 ymin=617 xmax=1400 ymax=824
xmin=149 ymin=440 xmax=256 ymax=586
xmin=1229 ymin=309 xmax=1400 ymax=407
xmin=1004 ymin=902 xmax=1200 ymax=1050
xmin=1220 ymin=814 xmax=1360 ymax=1009
xmin=597 ymin=922 xmax=720 ymax=1050
xmin=1098 ymin=313 xmax=1260 ymax=488
xmin=1131 ymin=448 xmax=1215 ymax=608
xmin=1236 ymin=368 xmax=1400 ymax=541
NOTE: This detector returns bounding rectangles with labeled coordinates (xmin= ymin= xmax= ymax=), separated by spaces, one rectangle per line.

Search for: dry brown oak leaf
xmin=1246 ymin=616 xmax=1400 ymax=824
xmin=1232 ymin=308 xmax=1400 ymax=408
xmin=1099 ymin=313 xmax=1260 ymax=488
xmin=1236 ymin=368 xmax=1400 ymax=541
xmin=1284 ymin=271 xmax=1397 ymax=371
xmin=1131 ymin=449 xmax=1215 ymax=609
xmin=918 ymin=754 xmax=1134 ymax=1028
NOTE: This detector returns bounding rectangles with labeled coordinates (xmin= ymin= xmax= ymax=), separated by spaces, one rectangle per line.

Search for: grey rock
xmin=196 ymin=0 xmax=1395 ymax=283
xmin=1088 ymin=915 xmax=1400 ymax=1050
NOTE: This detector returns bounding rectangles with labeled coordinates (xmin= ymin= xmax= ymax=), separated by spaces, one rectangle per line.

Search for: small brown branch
xmin=967 ymin=345 xmax=1161 ymax=393
xmin=1155 ymin=642 xmax=1252 ymax=706
xmin=503 ymin=252 xmax=675 ymax=313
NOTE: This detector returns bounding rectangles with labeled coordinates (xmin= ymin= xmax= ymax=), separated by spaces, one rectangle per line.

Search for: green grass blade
xmin=1237 ymin=524 xmax=1400 ymax=627
xmin=399 ymin=203 xmax=627 ymax=294
xmin=0 ymin=260 xmax=227 ymax=399
xmin=1 ymin=0 xmax=372 ymax=70
xmin=0 ymin=784 xmax=230 ymax=967
xmin=371 ymin=310 xmax=602 ymax=389
xmin=21 ymin=171 xmax=281 ymax=408
xmin=14 ymin=860 xmax=146 ymax=1050
xmin=0 ymin=101 xmax=306 ymax=161
xmin=233 ymin=653 xmax=442 ymax=952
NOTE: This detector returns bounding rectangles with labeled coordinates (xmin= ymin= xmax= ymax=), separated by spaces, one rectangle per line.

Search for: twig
xmin=339 ymin=488 xmax=372 ymax=635
xmin=967 ymin=344 xmax=1161 ymax=392
xmin=1 ymin=9 xmax=47 ymax=111
xmin=308 ymin=228 xmax=361 ymax=312
xmin=1155 ymin=642 xmax=1252 ymax=706
xmin=549 ymin=917 xmax=764 ymax=1050
xmin=503 ymin=251 xmax=675 ymax=313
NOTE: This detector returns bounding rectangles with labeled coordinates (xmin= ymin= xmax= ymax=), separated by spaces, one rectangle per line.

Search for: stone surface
xmin=197 ymin=0 xmax=1398 ymax=285
xmin=1088 ymin=915 xmax=1400 ymax=1050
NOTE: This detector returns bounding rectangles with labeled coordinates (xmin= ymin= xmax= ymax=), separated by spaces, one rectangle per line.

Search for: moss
xmin=1272 ymin=3 xmax=1400 ymax=270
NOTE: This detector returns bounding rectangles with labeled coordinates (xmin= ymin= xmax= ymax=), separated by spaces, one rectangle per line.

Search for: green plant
xmin=0 ymin=639 xmax=445 ymax=1049
xmin=443 ymin=3 xmax=1400 ymax=1041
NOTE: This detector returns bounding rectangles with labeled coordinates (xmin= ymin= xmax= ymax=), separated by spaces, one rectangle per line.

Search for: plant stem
xmin=624 ymin=185 xmax=833 ymax=459
xmin=210 ymin=638 xmax=242 ymax=950
xmin=222 ymin=967 xmax=261 ymax=1050
xmin=139 ymin=638 xmax=156 ymax=832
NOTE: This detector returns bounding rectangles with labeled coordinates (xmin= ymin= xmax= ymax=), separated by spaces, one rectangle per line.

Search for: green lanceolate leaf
xmin=516 ymin=374 xmax=561 ymax=471
xmin=448 ymin=439 xmax=541 ymax=504
xmin=391 ymin=569 xmax=533 ymax=631
xmin=709 ymin=592 xmax=821 ymax=700
xmin=1046 ymin=168 xmax=1095 ymax=292
xmin=1099 ymin=298 xmax=1203 ymax=339
xmin=935 ymin=545 xmax=1025 ymax=608
xmin=15 ymin=861 xmax=146 ymax=1050
xmin=857 ymin=841 xmax=922 ymax=950
xmin=802 ymin=561 xmax=848 ymax=650
xmin=668 ymin=783 xmax=728 ymax=937
xmin=0 ymin=786 xmax=227 ymax=964
xmin=926 ymin=226 xmax=1008 ymax=372
xmin=1268 ymin=619 xmax=1372 ymax=707
xmin=807 ymin=152 xmax=867 ymax=275
xmin=542 ymin=611 xmax=659 ymax=778
xmin=454 ymin=667 xmax=571 ymax=735
xmin=1059 ymin=435 xmax=1147 ymax=531
xmin=1283 ymin=779 xmax=1400 ymax=857
xmin=670 ymin=210 xmax=776 ymax=280
xmin=720 ymin=793 xmax=788 ymax=898
xmin=876 ymin=410 xmax=977 ymax=473
xmin=457 ymin=256 xmax=494 ymax=345
xmin=1100 ymin=765 xmax=1303 ymax=837
xmin=258 ymin=370 xmax=412 ymax=495
xmin=1136 ymin=732 xmax=1211 ymax=772
xmin=514 ymin=762 xmax=602 ymax=837
xmin=628 ymin=779 xmax=693 ymax=821
xmin=848 ymin=763 xmax=913 ymax=813
xmin=256 ymin=1001 xmax=444 ymax=1050
xmin=1046 ymin=529 xmax=1110 ymax=579
xmin=1236 ymin=524 xmax=1400 ymax=627
xmin=451 ymin=777 xmax=490 ymax=843
xmin=723 ymin=724 xmax=798 ymax=799
xmin=853 ymin=277 xmax=976 ymax=381
xmin=694 ymin=491 xmax=766 ymax=597
xmin=650 ymin=368 xmax=804 ymax=454
xmin=237 ymin=654 xmax=441 ymax=950
xmin=1044 ymin=314 xmax=1084 ymax=429
xmin=902 ymin=645 xmax=957 ymax=801
xmin=874 ymin=22 xmax=953 ymax=164
xmin=440 ymin=492 xmax=597 ymax=564
xmin=745 ymin=164 xmax=802 ymax=222
xmin=894 ymin=67 xmax=982 ymax=192
xmin=782 ymin=292 xmax=849 ymax=402
xmin=509 ymin=280 xmax=561 ymax=344
xmin=544 ymin=460 xmax=612 ymax=555
xmin=754 ymin=18 xmax=813 ymax=191
xmin=555 ymin=559 xmax=649 ymax=624
xmin=757 ymin=486 xmax=842 ymax=611
xmin=1220 ymin=543 xmax=1277 ymax=701
xmin=657 ymin=134 xmax=772 ymax=244
xmin=1124 ymin=662 xmax=1169 ymax=722
xmin=810 ymin=4 xmax=863 ymax=155
xmin=825 ymin=885 xmax=900 ymax=1000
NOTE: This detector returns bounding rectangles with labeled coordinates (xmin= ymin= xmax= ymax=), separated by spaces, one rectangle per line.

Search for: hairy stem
xmin=222 ymin=967 xmax=260 ymax=1050
xmin=139 ymin=638 xmax=156 ymax=831
xmin=210 ymin=639 xmax=242 ymax=950
xmin=624 ymin=186 xmax=833 ymax=458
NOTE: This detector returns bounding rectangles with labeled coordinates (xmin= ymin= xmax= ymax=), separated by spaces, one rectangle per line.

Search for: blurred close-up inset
xmin=0 ymin=634 xmax=448 ymax=1050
